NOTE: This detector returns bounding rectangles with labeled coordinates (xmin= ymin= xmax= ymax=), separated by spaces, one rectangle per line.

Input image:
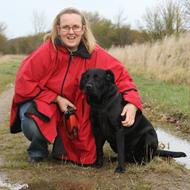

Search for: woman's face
xmin=58 ymin=13 xmax=85 ymax=51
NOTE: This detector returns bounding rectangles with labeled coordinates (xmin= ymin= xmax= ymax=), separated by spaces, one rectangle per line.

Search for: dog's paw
xmin=114 ymin=166 xmax=126 ymax=173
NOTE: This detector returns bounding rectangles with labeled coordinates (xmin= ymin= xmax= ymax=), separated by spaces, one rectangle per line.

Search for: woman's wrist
xmin=52 ymin=95 xmax=61 ymax=104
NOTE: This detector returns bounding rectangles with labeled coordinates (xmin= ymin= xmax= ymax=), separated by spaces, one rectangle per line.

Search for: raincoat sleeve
xmin=14 ymin=42 xmax=58 ymax=105
xmin=94 ymin=46 xmax=142 ymax=111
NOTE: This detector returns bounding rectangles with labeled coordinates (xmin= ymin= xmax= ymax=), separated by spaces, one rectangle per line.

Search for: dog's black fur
xmin=80 ymin=68 xmax=186 ymax=173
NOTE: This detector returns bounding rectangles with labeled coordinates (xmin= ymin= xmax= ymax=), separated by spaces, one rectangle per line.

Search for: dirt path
xmin=0 ymin=87 xmax=28 ymax=190
xmin=0 ymin=87 xmax=14 ymax=125
xmin=0 ymin=87 xmax=14 ymax=188
xmin=0 ymin=87 xmax=14 ymax=167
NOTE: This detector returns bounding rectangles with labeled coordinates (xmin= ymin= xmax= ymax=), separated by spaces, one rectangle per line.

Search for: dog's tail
xmin=155 ymin=149 xmax=186 ymax=158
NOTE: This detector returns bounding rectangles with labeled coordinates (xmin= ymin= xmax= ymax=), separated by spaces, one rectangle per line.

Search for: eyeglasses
xmin=60 ymin=25 xmax=83 ymax=33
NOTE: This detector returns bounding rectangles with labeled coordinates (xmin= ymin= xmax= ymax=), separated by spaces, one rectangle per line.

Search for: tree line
xmin=0 ymin=0 xmax=190 ymax=55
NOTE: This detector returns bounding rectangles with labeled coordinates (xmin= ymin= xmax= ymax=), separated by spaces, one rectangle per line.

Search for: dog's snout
xmin=86 ymin=83 xmax=93 ymax=90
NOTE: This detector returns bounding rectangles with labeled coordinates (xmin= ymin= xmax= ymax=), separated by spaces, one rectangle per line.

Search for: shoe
xmin=28 ymin=157 xmax=43 ymax=163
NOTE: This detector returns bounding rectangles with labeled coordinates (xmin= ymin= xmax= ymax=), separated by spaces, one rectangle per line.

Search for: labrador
xmin=80 ymin=68 xmax=186 ymax=173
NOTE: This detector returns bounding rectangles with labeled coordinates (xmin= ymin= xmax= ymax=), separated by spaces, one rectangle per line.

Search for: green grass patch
xmin=132 ymin=73 xmax=190 ymax=124
xmin=0 ymin=59 xmax=21 ymax=92
xmin=0 ymin=55 xmax=25 ymax=92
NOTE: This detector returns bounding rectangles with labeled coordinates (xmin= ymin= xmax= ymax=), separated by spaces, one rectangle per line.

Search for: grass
xmin=109 ymin=32 xmax=190 ymax=85
xmin=133 ymin=73 xmax=190 ymax=116
xmin=0 ymin=55 xmax=25 ymax=92
xmin=131 ymin=72 xmax=190 ymax=133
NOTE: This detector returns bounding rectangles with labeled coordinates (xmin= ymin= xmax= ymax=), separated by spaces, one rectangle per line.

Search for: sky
xmin=0 ymin=0 xmax=158 ymax=39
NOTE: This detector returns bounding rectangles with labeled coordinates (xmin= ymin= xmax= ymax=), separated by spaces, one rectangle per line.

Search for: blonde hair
xmin=44 ymin=7 xmax=96 ymax=54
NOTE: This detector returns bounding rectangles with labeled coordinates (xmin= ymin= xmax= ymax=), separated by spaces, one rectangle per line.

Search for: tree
xmin=0 ymin=22 xmax=7 ymax=54
xmin=113 ymin=9 xmax=127 ymax=28
xmin=112 ymin=9 xmax=133 ymax=46
xmin=92 ymin=18 xmax=114 ymax=48
xmin=0 ymin=23 xmax=6 ymax=34
xmin=183 ymin=0 xmax=190 ymax=28
xmin=84 ymin=11 xmax=102 ymax=25
xmin=141 ymin=0 xmax=185 ymax=41
xmin=84 ymin=11 xmax=145 ymax=48
xmin=32 ymin=11 xmax=47 ymax=34
xmin=161 ymin=1 xmax=185 ymax=35
xmin=84 ymin=11 xmax=115 ymax=48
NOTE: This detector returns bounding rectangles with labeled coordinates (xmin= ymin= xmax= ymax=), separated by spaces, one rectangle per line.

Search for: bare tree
xmin=0 ymin=22 xmax=6 ymax=34
xmin=142 ymin=0 xmax=185 ymax=40
xmin=113 ymin=9 xmax=127 ymax=28
xmin=32 ymin=11 xmax=47 ymax=34
xmin=83 ymin=11 xmax=102 ymax=25
xmin=183 ymin=0 xmax=190 ymax=28
xmin=184 ymin=0 xmax=190 ymax=16
xmin=0 ymin=22 xmax=7 ymax=53
xmin=143 ymin=6 xmax=164 ymax=40
xmin=160 ymin=0 xmax=185 ymax=35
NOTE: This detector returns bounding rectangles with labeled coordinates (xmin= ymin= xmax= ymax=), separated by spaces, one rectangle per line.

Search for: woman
xmin=10 ymin=7 xmax=142 ymax=164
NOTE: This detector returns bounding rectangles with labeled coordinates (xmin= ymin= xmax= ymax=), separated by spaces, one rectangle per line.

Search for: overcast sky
xmin=0 ymin=0 xmax=159 ymax=39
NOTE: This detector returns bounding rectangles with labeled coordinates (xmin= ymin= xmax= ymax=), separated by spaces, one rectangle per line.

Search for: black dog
xmin=80 ymin=68 xmax=186 ymax=173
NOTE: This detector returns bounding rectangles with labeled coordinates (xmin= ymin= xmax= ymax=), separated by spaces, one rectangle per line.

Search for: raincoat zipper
xmin=60 ymin=52 xmax=73 ymax=95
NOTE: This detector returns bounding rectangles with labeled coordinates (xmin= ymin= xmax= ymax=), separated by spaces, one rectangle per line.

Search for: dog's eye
xmin=85 ymin=74 xmax=89 ymax=79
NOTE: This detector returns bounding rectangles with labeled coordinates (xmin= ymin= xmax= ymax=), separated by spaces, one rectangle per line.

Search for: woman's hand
xmin=56 ymin=95 xmax=76 ymax=112
xmin=121 ymin=103 xmax=138 ymax=127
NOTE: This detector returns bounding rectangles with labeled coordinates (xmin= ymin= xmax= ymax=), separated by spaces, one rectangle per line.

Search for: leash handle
xmin=64 ymin=106 xmax=78 ymax=139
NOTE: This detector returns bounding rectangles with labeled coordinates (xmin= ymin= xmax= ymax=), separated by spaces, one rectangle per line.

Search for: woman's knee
xmin=21 ymin=117 xmax=39 ymax=141
xmin=19 ymin=102 xmax=44 ymax=141
xmin=19 ymin=101 xmax=33 ymax=119
xmin=19 ymin=101 xmax=48 ymax=144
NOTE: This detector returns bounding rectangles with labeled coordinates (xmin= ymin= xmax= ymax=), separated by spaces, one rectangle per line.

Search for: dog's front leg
xmin=93 ymin=129 xmax=105 ymax=168
xmin=90 ymin=111 xmax=107 ymax=168
xmin=90 ymin=112 xmax=105 ymax=168
xmin=115 ymin=128 xmax=126 ymax=173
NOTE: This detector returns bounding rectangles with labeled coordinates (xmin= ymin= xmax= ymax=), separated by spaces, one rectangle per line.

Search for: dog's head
xmin=80 ymin=68 xmax=115 ymax=103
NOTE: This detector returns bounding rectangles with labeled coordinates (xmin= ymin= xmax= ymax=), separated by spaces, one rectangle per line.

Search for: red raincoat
xmin=10 ymin=39 xmax=142 ymax=164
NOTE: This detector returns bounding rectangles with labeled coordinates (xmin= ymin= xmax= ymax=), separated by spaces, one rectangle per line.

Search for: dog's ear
xmin=80 ymin=72 xmax=87 ymax=90
xmin=106 ymin=70 xmax=115 ymax=83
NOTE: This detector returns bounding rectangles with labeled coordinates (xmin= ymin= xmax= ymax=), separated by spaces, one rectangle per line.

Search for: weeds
xmin=109 ymin=32 xmax=190 ymax=85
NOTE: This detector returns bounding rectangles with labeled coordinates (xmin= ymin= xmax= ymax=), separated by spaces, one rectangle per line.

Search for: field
xmin=0 ymin=33 xmax=190 ymax=189
xmin=0 ymin=55 xmax=25 ymax=92
xmin=109 ymin=32 xmax=190 ymax=85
